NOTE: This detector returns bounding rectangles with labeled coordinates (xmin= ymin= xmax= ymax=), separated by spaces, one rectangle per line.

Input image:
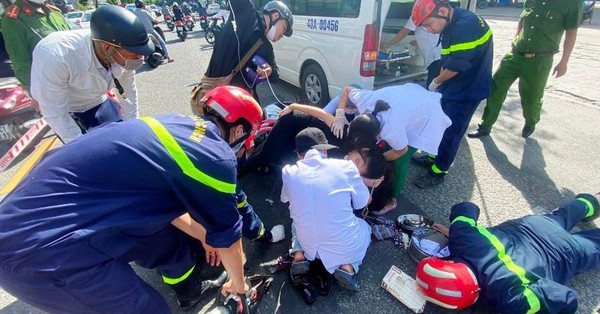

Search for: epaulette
xmin=46 ymin=4 xmax=62 ymax=12
xmin=5 ymin=5 xmax=19 ymax=19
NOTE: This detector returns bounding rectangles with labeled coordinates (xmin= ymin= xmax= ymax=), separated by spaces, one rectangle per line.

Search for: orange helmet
xmin=412 ymin=0 xmax=450 ymax=26
xmin=416 ymin=257 xmax=480 ymax=310
xmin=201 ymin=86 xmax=263 ymax=135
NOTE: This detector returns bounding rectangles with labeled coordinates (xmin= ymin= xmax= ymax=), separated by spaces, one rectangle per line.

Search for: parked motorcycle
xmin=185 ymin=14 xmax=195 ymax=31
xmin=0 ymin=79 xmax=41 ymax=155
xmin=199 ymin=14 xmax=208 ymax=30
xmin=175 ymin=20 xmax=188 ymax=41
xmin=205 ymin=17 xmax=223 ymax=45
xmin=164 ymin=14 xmax=174 ymax=31
xmin=145 ymin=34 xmax=165 ymax=68
xmin=582 ymin=0 xmax=595 ymax=24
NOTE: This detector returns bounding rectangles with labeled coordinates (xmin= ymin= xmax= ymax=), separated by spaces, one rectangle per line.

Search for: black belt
xmin=511 ymin=48 xmax=556 ymax=58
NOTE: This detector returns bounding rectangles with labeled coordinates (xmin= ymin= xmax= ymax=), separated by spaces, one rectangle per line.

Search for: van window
xmin=254 ymin=0 xmax=360 ymax=18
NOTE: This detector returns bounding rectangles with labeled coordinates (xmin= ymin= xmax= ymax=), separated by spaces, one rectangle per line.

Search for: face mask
xmin=108 ymin=47 xmax=144 ymax=71
xmin=266 ymin=25 xmax=278 ymax=41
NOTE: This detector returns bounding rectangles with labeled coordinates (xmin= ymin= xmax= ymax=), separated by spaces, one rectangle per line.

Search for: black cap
xmin=91 ymin=6 xmax=154 ymax=56
xmin=295 ymin=127 xmax=338 ymax=154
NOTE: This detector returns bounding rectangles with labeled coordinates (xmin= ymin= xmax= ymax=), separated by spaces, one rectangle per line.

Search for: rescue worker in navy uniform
xmin=0 ymin=86 xmax=264 ymax=313
xmin=417 ymin=193 xmax=600 ymax=313
xmin=190 ymin=0 xmax=293 ymax=115
xmin=409 ymin=0 xmax=493 ymax=188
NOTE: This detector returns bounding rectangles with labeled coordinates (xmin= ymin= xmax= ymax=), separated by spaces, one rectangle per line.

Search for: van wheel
xmin=301 ymin=64 xmax=330 ymax=107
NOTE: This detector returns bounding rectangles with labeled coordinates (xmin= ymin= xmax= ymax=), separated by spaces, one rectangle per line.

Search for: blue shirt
xmin=438 ymin=7 xmax=493 ymax=101
xmin=0 ymin=115 xmax=241 ymax=272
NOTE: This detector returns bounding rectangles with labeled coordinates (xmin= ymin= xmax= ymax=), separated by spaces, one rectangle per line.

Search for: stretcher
xmin=377 ymin=48 xmax=412 ymax=78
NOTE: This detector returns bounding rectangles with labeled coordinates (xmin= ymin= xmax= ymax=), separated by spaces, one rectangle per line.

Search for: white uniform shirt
xmin=349 ymin=83 xmax=451 ymax=155
xmin=281 ymin=149 xmax=371 ymax=274
xmin=31 ymin=29 xmax=139 ymax=143
xmin=404 ymin=16 xmax=441 ymax=68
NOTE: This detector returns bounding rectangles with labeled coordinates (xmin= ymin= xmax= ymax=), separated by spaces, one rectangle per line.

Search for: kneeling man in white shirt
xmin=281 ymin=127 xmax=374 ymax=299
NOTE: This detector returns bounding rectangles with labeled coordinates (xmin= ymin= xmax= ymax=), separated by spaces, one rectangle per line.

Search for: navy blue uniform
xmin=0 ymin=115 xmax=241 ymax=313
xmin=431 ymin=8 xmax=493 ymax=175
xmin=449 ymin=195 xmax=600 ymax=314
xmin=204 ymin=0 xmax=278 ymax=100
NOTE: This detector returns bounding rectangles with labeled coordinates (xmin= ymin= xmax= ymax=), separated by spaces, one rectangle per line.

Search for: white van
xmin=254 ymin=0 xmax=461 ymax=106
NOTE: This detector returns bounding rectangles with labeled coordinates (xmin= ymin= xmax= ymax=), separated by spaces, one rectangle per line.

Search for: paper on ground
xmin=381 ymin=265 xmax=426 ymax=313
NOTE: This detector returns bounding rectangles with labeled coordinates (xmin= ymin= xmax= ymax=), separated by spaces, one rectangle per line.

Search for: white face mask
xmin=266 ymin=25 xmax=278 ymax=42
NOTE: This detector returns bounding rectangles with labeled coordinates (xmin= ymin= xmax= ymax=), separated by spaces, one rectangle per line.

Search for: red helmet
xmin=412 ymin=0 xmax=450 ymax=26
xmin=416 ymin=257 xmax=480 ymax=310
xmin=201 ymin=86 xmax=263 ymax=135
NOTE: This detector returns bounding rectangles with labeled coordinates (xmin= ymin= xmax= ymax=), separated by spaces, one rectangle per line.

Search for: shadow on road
xmin=480 ymin=136 xmax=575 ymax=211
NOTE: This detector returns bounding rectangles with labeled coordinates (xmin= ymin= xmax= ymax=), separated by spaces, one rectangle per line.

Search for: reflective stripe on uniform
xmin=431 ymin=164 xmax=447 ymax=174
xmin=577 ymin=197 xmax=595 ymax=218
xmin=451 ymin=216 xmax=541 ymax=314
xmin=162 ymin=265 xmax=195 ymax=285
xmin=441 ymin=28 xmax=493 ymax=55
xmin=140 ymin=117 xmax=236 ymax=194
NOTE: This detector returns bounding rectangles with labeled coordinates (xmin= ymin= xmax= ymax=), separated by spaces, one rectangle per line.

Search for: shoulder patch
xmin=5 ymin=5 xmax=19 ymax=19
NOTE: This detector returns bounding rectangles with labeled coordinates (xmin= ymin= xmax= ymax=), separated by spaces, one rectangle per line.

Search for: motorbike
xmin=205 ymin=17 xmax=224 ymax=45
xmin=199 ymin=14 xmax=208 ymax=30
xmin=184 ymin=15 xmax=195 ymax=31
xmin=154 ymin=25 xmax=166 ymax=41
xmin=144 ymin=34 xmax=165 ymax=68
xmin=583 ymin=0 xmax=595 ymax=24
xmin=175 ymin=20 xmax=188 ymax=41
xmin=164 ymin=14 xmax=174 ymax=31
xmin=0 ymin=79 xmax=41 ymax=155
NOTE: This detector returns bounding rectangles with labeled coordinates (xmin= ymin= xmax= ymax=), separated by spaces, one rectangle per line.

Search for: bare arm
xmin=553 ymin=28 xmax=578 ymax=78
xmin=433 ymin=68 xmax=458 ymax=84
xmin=280 ymin=103 xmax=335 ymax=126
xmin=383 ymin=146 xmax=408 ymax=161
xmin=381 ymin=28 xmax=411 ymax=50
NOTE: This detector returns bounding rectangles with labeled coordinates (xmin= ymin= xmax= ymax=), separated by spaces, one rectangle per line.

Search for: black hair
xmin=345 ymin=99 xmax=391 ymax=152
xmin=356 ymin=146 xmax=386 ymax=180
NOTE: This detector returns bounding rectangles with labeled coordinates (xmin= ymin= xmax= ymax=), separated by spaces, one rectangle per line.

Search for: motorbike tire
xmin=168 ymin=24 xmax=174 ymax=31
xmin=205 ymin=29 xmax=216 ymax=45
xmin=477 ymin=0 xmax=489 ymax=9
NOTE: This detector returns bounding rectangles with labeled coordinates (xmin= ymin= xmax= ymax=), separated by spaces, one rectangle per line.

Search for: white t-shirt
xmin=281 ymin=149 xmax=371 ymax=274
xmin=348 ymin=83 xmax=451 ymax=155
xmin=404 ymin=16 xmax=441 ymax=68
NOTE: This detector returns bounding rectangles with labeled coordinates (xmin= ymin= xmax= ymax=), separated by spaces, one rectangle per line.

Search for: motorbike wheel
xmin=477 ymin=0 xmax=489 ymax=9
xmin=205 ymin=29 xmax=216 ymax=45
xmin=168 ymin=25 xmax=174 ymax=31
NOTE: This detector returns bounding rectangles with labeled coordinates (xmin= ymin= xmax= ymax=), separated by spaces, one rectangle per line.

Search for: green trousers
xmin=392 ymin=146 xmax=417 ymax=197
xmin=480 ymin=52 xmax=554 ymax=129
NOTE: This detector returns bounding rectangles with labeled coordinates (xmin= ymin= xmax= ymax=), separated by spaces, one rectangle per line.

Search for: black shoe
xmin=521 ymin=124 xmax=535 ymax=138
xmin=169 ymin=270 xmax=228 ymax=311
xmin=310 ymin=259 xmax=332 ymax=296
xmin=411 ymin=154 xmax=435 ymax=168
xmin=415 ymin=172 xmax=445 ymax=189
xmin=289 ymin=271 xmax=317 ymax=305
xmin=468 ymin=125 xmax=491 ymax=138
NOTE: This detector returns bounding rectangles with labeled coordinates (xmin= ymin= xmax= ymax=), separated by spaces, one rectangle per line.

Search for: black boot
xmin=169 ymin=270 xmax=228 ymax=311
xmin=411 ymin=154 xmax=435 ymax=168
xmin=521 ymin=124 xmax=535 ymax=138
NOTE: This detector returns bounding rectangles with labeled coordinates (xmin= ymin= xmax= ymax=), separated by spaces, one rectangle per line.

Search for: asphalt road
xmin=1 ymin=7 xmax=600 ymax=314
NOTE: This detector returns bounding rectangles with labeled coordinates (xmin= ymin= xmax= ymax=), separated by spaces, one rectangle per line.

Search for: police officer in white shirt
xmin=31 ymin=6 xmax=154 ymax=143
xmin=281 ymin=128 xmax=381 ymax=302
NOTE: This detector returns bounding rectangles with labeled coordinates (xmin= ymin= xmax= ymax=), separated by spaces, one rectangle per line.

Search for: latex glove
xmin=331 ymin=108 xmax=347 ymax=139
xmin=428 ymin=79 xmax=441 ymax=92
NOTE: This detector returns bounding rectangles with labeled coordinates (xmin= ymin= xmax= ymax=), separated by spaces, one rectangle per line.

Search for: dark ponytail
xmin=372 ymin=100 xmax=391 ymax=116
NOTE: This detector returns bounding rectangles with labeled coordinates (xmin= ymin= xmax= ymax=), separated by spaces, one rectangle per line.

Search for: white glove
xmin=331 ymin=108 xmax=347 ymax=139
xmin=428 ymin=79 xmax=441 ymax=92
